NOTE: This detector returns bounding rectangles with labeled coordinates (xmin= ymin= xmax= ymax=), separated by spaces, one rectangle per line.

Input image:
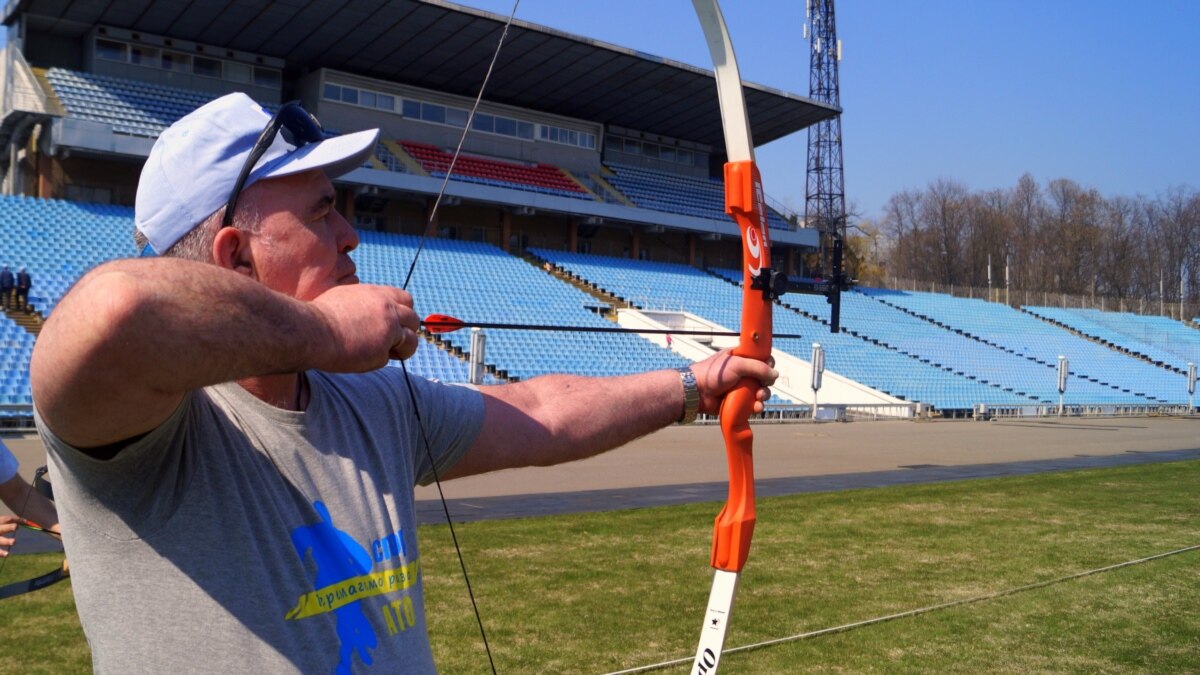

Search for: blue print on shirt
xmin=291 ymin=501 xmax=379 ymax=675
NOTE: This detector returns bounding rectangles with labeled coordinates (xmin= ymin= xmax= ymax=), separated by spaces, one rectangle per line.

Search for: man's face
xmin=241 ymin=170 xmax=360 ymax=301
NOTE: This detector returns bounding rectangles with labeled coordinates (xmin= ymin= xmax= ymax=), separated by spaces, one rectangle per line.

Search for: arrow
xmin=421 ymin=314 xmax=808 ymax=339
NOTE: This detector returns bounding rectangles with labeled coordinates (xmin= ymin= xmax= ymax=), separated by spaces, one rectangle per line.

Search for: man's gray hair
xmin=133 ymin=195 xmax=261 ymax=262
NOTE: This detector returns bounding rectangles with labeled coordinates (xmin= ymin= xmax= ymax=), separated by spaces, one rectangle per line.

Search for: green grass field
xmin=2 ymin=460 xmax=1197 ymax=673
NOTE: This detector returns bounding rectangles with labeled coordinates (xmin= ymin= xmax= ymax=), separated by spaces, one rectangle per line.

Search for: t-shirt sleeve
xmin=34 ymin=396 xmax=194 ymax=539
xmin=392 ymin=371 xmax=484 ymax=486
xmin=0 ymin=439 xmax=18 ymax=484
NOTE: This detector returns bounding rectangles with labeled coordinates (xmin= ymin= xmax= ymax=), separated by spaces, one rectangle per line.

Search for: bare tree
xmin=879 ymin=176 xmax=1198 ymax=315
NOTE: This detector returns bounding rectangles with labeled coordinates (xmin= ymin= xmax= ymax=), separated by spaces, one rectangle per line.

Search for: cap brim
xmin=261 ymin=128 xmax=381 ymax=182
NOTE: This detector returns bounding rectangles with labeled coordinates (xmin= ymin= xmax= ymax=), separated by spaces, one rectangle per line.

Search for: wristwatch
xmin=677 ymin=366 xmax=700 ymax=424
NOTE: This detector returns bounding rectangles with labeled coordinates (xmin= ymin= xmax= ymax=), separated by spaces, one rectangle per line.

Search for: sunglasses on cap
xmin=222 ymin=101 xmax=327 ymax=227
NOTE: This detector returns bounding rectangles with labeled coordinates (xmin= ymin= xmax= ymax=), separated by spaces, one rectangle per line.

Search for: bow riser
xmin=711 ymin=159 xmax=771 ymax=573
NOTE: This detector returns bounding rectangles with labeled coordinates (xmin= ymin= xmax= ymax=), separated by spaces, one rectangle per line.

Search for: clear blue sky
xmin=455 ymin=0 xmax=1200 ymax=223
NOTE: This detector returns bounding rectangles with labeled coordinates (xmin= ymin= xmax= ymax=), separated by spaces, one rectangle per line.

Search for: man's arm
xmin=443 ymin=352 xmax=776 ymax=479
xmin=0 ymin=473 xmax=59 ymax=531
xmin=31 ymin=258 xmax=419 ymax=450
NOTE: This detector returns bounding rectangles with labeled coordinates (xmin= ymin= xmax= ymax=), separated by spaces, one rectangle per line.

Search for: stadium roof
xmin=7 ymin=0 xmax=839 ymax=152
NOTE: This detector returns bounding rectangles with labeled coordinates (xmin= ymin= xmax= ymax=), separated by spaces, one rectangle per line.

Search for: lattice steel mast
xmin=804 ymin=0 xmax=846 ymax=254
xmin=800 ymin=0 xmax=850 ymax=331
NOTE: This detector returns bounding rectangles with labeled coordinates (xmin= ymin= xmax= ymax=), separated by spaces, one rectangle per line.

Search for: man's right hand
xmin=0 ymin=515 xmax=18 ymax=558
xmin=309 ymin=284 xmax=421 ymax=372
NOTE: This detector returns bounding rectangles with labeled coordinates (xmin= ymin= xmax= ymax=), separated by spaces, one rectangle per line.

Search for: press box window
xmin=130 ymin=45 xmax=159 ymax=66
xmin=445 ymin=107 xmax=468 ymax=128
xmin=253 ymin=68 xmax=281 ymax=88
xmin=421 ymin=103 xmax=445 ymax=124
xmin=161 ymin=51 xmax=190 ymax=72
xmin=225 ymin=62 xmax=251 ymax=83
xmin=494 ymin=117 xmax=516 ymax=136
xmin=193 ymin=57 xmax=222 ymax=78
xmin=96 ymin=39 xmax=127 ymax=62
xmin=471 ymin=113 xmax=493 ymax=133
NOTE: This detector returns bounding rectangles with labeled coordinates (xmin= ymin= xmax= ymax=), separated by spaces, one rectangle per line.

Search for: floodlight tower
xmin=804 ymin=0 xmax=846 ymax=260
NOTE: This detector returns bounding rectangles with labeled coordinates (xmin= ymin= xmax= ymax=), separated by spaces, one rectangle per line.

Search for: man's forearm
xmin=0 ymin=475 xmax=58 ymax=531
xmin=31 ymin=259 xmax=329 ymax=446
xmin=448 ymin=369 xmax=684 ymax=478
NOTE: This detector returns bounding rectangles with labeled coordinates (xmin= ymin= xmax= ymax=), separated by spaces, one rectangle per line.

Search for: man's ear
xmin=213 ymin=227 xmax=255 ymax=277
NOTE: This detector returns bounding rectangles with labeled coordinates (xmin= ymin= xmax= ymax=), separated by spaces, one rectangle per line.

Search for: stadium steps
xmin=704 ymin=272 xmax=1037 ymax=409
xmin=30 ymin=68 xmax=66 ymax=116
xmin=559 ymin=169 xmax=603 ymax=202
xmin=3 ymin=307 xmax=42 ymax=336
xmin=527 ymin=251 xmax=632 ymax=313
xmin=1017 ymin=307 xmax=1186 ymax=375
xmin=587 ymin=172 xmax=635 ymax=206
xmin=380 ymin=140 xmax=427 ymax=176
xmin=865 ymin=294 xmax=1167 ymax=401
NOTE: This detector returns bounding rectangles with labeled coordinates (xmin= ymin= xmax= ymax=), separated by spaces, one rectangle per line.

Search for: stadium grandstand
xmin=0 ymin=0 xmax=1195 ymax=426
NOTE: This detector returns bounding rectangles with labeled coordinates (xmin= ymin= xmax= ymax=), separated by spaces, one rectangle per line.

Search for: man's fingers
xmin=389 ymin=328 xmax=420 ymax=362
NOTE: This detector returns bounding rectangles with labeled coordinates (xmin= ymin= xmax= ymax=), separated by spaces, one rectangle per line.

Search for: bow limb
xmin=0 ymin=557 xmax=70 ymax=600
xmin=691 ymin=1 xmax=771 ymax=672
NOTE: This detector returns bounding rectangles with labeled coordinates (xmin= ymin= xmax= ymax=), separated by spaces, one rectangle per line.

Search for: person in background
xmin=0 ymin=265 xmax=13 ymax=311
xmin=14 ymin=266 xmax=31 ymax=312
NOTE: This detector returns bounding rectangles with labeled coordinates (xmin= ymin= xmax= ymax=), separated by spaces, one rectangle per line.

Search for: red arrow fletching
xmin=422 ymin=314 xmax=466 ymax=334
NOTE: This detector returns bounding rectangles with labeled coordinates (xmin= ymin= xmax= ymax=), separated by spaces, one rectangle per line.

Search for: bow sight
xmin=750 ymin=232 xmax=854 ymax=333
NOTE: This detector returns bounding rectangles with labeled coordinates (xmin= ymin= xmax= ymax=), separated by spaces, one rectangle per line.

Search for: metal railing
xmin=973 ymin=402 xmax=1194 ymax=420
xmin=884 ymin=275 xmax=1196 ymax=321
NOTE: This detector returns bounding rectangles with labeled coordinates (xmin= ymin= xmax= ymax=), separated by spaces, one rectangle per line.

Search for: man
xmin=14 ymin=266 xmax=30 ymax=311
xmin=0 ymin=265 xmax=12 ymax=310
xmin=30 ymin=93 xmax=775 ymax=673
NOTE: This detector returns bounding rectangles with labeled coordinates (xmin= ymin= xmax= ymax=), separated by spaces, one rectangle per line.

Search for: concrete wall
xmin=616 ymin=308 xmax=913 ymax=417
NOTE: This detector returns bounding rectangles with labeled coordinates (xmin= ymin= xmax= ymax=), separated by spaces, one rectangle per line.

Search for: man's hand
xmin=690 ymin=350 xmax=778 ymax=416
xmin=309 ymin=284 xmax=421 ymax=372
xmin=0 ymin=515 xmax=17 ymax=558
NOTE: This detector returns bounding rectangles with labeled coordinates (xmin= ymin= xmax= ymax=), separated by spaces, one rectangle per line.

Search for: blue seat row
xmin=604 ymin=163 xmax=793 ymax=230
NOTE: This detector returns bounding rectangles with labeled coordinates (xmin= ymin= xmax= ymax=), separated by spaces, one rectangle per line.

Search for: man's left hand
xmin=689 ymin=350 xmax=778 ymax=416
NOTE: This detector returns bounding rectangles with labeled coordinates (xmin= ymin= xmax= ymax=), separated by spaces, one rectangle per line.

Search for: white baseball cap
xmin=135 ymin=92 xmax=380 ymax=254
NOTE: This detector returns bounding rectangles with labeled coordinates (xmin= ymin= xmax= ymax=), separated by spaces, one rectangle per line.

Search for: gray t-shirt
xmin=37 ymin=367 xmax=484 ymax=674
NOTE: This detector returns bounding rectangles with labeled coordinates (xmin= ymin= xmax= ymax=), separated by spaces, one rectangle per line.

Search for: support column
xmin=630 ymin=228 xmax=641 ymax=259
xmin=500 ymin=211 xmax=512 ymax=252
xmin=568 ymin=219 xmax=578 ymax=253
xmin=687 ymin=233 xmax=698 ymax=267
xmin=787 ymin=248 xmax=798 ymax=277
xmin=36 ymin=151 xmax=52 ymax=199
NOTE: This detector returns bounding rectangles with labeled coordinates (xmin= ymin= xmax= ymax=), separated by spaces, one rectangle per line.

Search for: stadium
xmin=0 ymin=2 xmax=1196 ymax=424
xmin=0 ymin=1 xmax=1197 ymax=673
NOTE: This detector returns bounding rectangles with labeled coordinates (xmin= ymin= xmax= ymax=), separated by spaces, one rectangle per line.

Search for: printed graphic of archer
xmin=291 ymin=501 xmax=379 ymax=674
